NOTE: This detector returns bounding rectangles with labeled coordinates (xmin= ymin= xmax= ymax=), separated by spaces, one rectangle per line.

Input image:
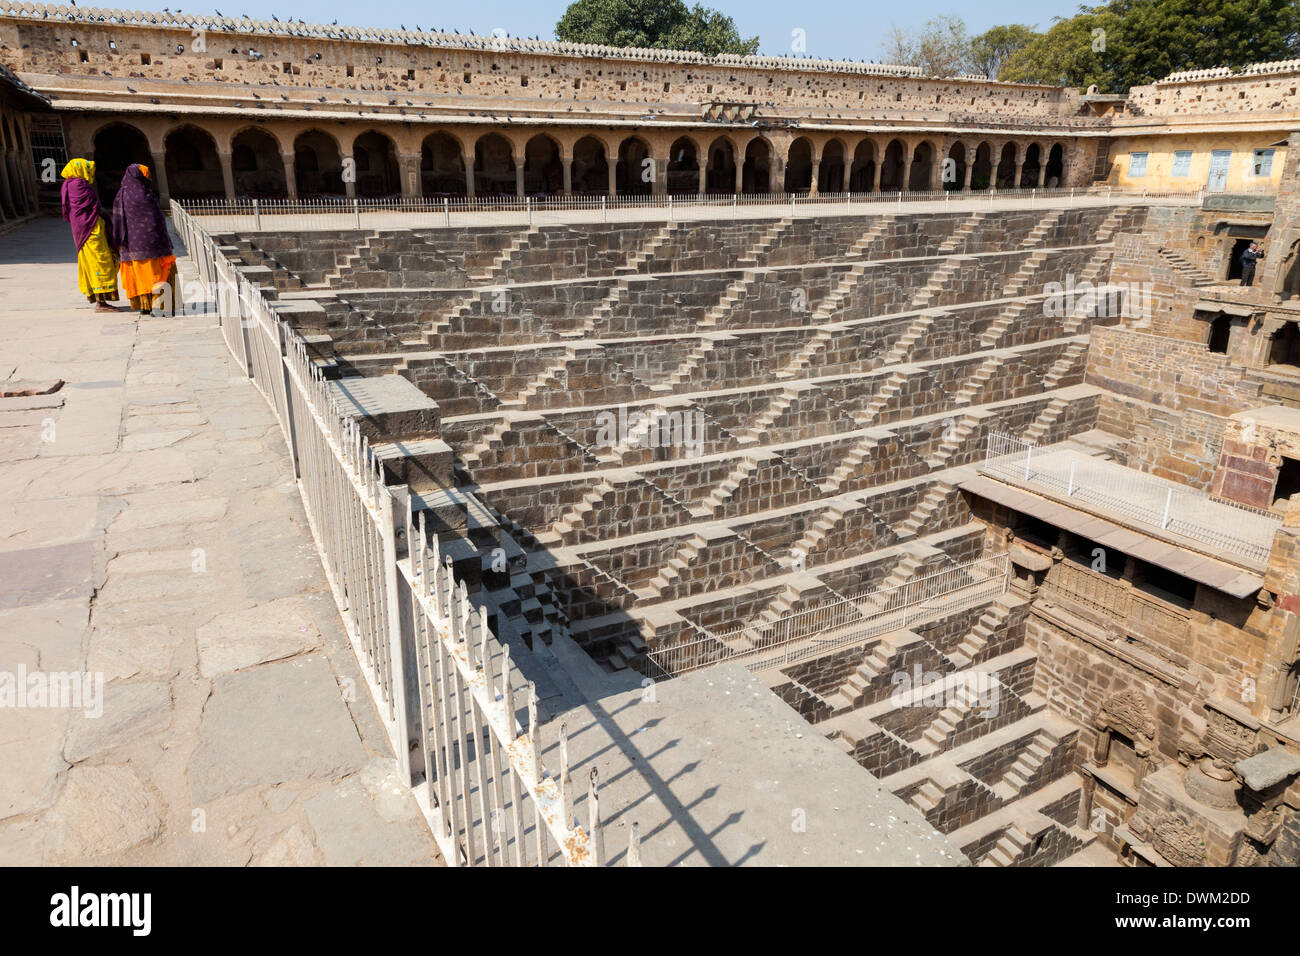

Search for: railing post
xmin=252 ymin=198 xmax=261 ymax=230
xmin=601 ymin=195 xmax=607 ymax=222
xmin=1067 ymin=460 xmax=1075 ymax=497
xmin=276 ymin=322 xmax=302 ymax=479
xmin=1024 ymin=443 xmax=1032 ymax=481
xmin=1161 ymin=487 xmax=1173 ymax=529
xmin=380 ymin=485 xmax=415 ymax=786
xmin=526 ymin=196 xmax=532 ymax=225
xmin=668 ymin=194 xmax=673 ymax=221
xmin=353 ymin=198 xmax=361 ymax=228
xmin=444 ymin=196 xmax=450 ymax=227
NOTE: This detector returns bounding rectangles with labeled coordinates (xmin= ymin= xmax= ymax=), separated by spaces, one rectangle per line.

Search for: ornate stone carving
xmin=1097 ymin=689 xmax=1158 ymax=755
xmin=1152 ymin=811 xmax=1207 ymax=868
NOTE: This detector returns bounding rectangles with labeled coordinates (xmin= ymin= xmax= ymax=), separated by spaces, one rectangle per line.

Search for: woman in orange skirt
xmin=110 ymin=164 xmax=179 ymax=316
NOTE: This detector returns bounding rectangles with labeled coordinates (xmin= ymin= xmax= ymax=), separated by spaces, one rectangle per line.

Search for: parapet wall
xmin=1 ymin=5 xmax=1082 ymax=125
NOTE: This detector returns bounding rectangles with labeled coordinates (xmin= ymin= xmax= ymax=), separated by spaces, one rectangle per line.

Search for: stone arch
xmin=784 ymin=136 xmax=813 ymax=194
xmin=420 ymin=131 xmax=466 ymax=196
xmin=1275 ymin=234 xmax=1300 ymax=300
xmin=164 ymin=124 xmax=223 ymax=200
xmin=996 ymin=142 xmax=1018 ymax=188
xmin=880 ymin=139 xmax=907 ymax=192
xmin=294 ymin=129 xmax=343 ymax=198
xmin=230 ymin=127 xmax=286 ymax=199
xmin=945 ymin=141 xmax=967 ymax=191
xmin=909 ymin=141 xmax=935 ymax=191
xmin=351 ymin=130 xmax=400 ymax=198
xmin=617 ymin=136 xmax=653 ymax=196
xmin=742 ymin=137 xmax=773 ymax=194
xmin=523 ymin=134 xmax=563 ymax=196
xmin=666 ymin=135 xmax=701 ymax=195
xmin=849 ymin=139 xmax=876 ymax=192
xmin=971 ymin=141 xmax=995 ymax=190
xmin=474 ymin=132 xmax=516 ymax=196
xmin=571 ymin=135 xmax=608 ymax=194
xmin=1020 ymin=143 xmax=1043 ymax=188
xmin=92 ymin=121 xmax=153 ymax=205
xmin=1046 ymin=143 xmax=1066 ymax=187
xmin=705 ymin=136 xmax=737 ymax=193
xmin=819 ymin=139 xmax=846 ymax=194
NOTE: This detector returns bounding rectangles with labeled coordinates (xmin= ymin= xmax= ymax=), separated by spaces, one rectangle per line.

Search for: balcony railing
xmin=983 ymin=432 xmax=1281 ymax=566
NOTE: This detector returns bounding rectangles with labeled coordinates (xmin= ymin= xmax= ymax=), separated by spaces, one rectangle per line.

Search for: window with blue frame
xmin=1253 ymin=149 xmax=1275 ymax=177
xmin=1129 ymin=152 xmax=1148 ymax=177
xmin=1171 ymin=151 xmax=1192 ymax=177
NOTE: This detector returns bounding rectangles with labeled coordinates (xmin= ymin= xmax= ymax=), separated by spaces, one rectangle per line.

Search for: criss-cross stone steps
xmin=896 ymin=482 xmax=953 ymax=539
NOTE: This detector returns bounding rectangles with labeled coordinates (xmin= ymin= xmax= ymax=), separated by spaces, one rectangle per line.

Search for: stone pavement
xmin=0 ymin=217 xmax=441 ymax=865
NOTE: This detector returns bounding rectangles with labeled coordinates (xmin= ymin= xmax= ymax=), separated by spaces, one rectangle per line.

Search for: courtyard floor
xmin=0 ymin=216 xmax=441 ymax=865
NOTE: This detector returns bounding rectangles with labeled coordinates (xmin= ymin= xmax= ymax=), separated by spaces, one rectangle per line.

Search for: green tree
xmin=555 ymin=0 xmax=759 ymax=56
xmin=995 ymin=0 xmax=1300 ymax=92
xmin=968 ymin=24 xmax=1038 ymax=79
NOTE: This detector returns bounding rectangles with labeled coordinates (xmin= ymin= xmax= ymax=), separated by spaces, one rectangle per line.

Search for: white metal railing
xmin=983 ymin=431 xmax=1281 ymax=565
xmin=644 ymin=552 xmax=1009 ymax=677
xmin=175 ymin=185 xmax=1203 ymax=232
xmin=172 ymin=202 xmax=622 ymax=866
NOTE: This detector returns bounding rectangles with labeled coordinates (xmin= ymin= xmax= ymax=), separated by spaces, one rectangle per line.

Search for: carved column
xmin=561 ymin=154 xmax=573 ymax=195
xmin=214 ymin=150 xmax=235 ymax=202
xmin=281 ymin=153 xmax=297 ymax=201
xmin=514 ymin=156 xmax=525 ymax=199
xmin=697 ymin=162 xmax=707 ymax=197
xmin=652 ymin=153 xmax=669 ymax=195
xmin=841 ymin=160 xmax=851 ymax=194
xmin=609 ymin=159 xmax=619 ymax=197
xmin=734 ymin=159 xmax=744 ymax=195
xmin=809 ymin=159 xmax=821 ymax=197
xmin=1094 ymin=728 xmax=1112 ymax=766
xmin=463 ymin=156 xmax=475 ymax=198
xmin=151 ymin=154 xmax=171 ymax=206
xmin=871 ymin=157 xmax=882 ymax=193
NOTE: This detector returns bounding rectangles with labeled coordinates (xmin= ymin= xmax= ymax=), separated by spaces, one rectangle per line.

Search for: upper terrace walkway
xmin=979 ymin=434 xmax=1281 ymax=576
xmin=0 ymin=218 xmax=442 ymax=865
xmin=181 ymin=187 xmax=1201 ymax=233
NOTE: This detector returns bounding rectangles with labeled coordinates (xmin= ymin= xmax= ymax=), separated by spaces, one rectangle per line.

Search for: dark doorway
xmin=1269 ymin=322 xmax=1300 ymax=369
xmin=1207 ymin=313 xmax=1231 ymax=354
xmin=1275 ymin=457 xmax=1300 ymax=508
xmin=1226 ymin=237 xmax=1253 ymax=281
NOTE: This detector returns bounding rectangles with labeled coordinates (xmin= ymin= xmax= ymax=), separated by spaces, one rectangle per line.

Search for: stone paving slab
xmin=0 ymin=218 xmax=441 ymax=866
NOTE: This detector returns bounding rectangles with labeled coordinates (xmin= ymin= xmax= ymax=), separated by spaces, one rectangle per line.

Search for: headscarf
xmin=110 ymin=163 xmax=173 ymax=263
xmin=60 ymin=158 xmax=102 ymax=251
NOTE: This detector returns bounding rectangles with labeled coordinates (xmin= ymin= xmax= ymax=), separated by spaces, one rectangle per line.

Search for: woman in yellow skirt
xmin=110 ymin=164 xmax=179 ymax=316
xmin=60 ymin=159 xmax=119 ymax=312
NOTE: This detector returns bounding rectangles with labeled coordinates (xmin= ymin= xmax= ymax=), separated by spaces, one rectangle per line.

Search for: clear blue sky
xmin=182 ymin=0 xmax=1086 ymax=63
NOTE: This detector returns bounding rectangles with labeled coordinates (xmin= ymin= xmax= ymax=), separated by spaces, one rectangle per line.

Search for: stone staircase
xmin=471 ymin=226 xmax=541 ymax=282
xmin=788 ymin=503 xmax=847 ymax=566
xmin=896 ymin=483 xmax=953 ymax=539
xmin=1002 ymin=251 xmax=1050 ymax=298
xmin=826 ymin=641 xmax=895 ymax=710
xmin=639 ymin=533 xmax=709 ymax=600
xmin=995 ymin=728 xmax=1064 ymax=799
xmin=738 ymin=217 xmax=795 ymax=268
xmin=952 ymin=355 xmax=1001 ymax=407
xmin=500 ymin=349 xmax=577 ymax=409
xmin=858 ymin=370 xmax=909 ymax=425
xmin=980 ymin=823 xmax=1032 ymax=867
xmin=937 ymin=212 xmax=987 ymax=255
xmin=616 ymin=223 xmax=677 ymax=275
xmin=740 ymin=386 xmax=804 ymax=444
xmin=697 ymin=456 xmax=762 ymax=517
xmin=321 ymin=230 xmax=381 ymax=286
xmin=1019 ymin=210 xmax=1063 ymax=248
xmin=660 ymin=337 xmax=720 ymax=391
xmin=549 ymin=480 xmax=615 ymax=543
xmin=777 ymin=328 xmax=836 ymax=380
xmin=925 ymin=414 xmax=979 ymax=468
xmin=1158 ymin=247 xmax=1215 ymax=287
xmin=1040 ymin=343 xmax=1088 ymax=391
xmin=697 ymin=270 xmax=760 ymax=330
xmin=881 ymin=313 xmax=938 ymax=366
xmin=820 ymin=432 xmax=887 ymax=494
xmin=1022 ymin=396 xmax=1070 ymax=444
xmin=909 ymin=258 xmax=965 ymax=310
xmin=947 ymin=599 xmax=1014 ymax=669
xmin=916 ymin=682 xmax=985 ymax=754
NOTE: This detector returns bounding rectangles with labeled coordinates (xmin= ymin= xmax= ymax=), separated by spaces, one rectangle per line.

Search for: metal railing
xmin=982 ymin=431 xmax=1281 ymax=565
xmin=173 ymin=202 xmax=620 ymax=866
xmin=175 ymin=185 xmax=1203 ymax=232
xmin=645 ymin=552 xmax=1009 ymax=677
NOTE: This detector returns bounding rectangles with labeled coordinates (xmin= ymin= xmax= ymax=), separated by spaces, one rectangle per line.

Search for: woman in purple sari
xmin=60 ymin=159 xmax=119 ymax=312
xmin=110 ymin=164 xmax=178 ymax=316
